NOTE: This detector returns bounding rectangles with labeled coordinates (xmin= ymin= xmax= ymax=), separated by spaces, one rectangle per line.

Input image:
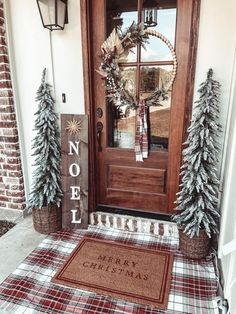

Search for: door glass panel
xmin=120 ymin=66 xmax=136 ymax=97
xmin=106 ymin=0 xmax=177 ymax=151
xmin=107 ymin=67 xmax=136 ymax=148
xmin=107 ymin=0 xmax=138 ymax=63
xmin=141 ymin=1 xmax=177 ymax=62
xmin=140 ymin=65 xmax=173 ymax=151
xmin=113 ymin=108 xmax=136 ymax=148
xmin=141 ymin=38 xmax=173 ymax=61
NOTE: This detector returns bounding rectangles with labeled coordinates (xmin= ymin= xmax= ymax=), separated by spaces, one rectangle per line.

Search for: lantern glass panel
xmin=57 ymin=0 xmax=66 ymax=28
xmin=143 ymin=8 xmax=157 ymax=27
xmin=38 ymin=0 xmax=55 ymax=26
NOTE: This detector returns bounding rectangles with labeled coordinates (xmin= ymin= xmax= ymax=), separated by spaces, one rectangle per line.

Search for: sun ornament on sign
xmin=66 ymin=118 xmax=82 ymax=136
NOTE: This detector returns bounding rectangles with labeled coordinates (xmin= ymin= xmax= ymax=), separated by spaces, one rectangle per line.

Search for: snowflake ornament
xmin=66 ymin=118 xmax=82 ymax=136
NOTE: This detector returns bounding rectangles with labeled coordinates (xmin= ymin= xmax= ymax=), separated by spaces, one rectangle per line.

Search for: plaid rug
xmin=0 ymin=225 xmax=219 ymax=313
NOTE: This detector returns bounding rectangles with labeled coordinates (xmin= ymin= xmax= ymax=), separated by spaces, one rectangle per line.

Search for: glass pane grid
xmin=106 ymin=0 xmax=177 ymax=150
xmin=118 ymin=61 xmax=174 ymax=67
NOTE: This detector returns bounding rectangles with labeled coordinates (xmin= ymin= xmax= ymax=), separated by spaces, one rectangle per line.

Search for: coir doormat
xmin=52 ymin=237 xmax=174 ymax=309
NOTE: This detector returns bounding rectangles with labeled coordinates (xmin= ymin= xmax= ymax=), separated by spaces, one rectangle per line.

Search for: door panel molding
xmin=105 ymin=189 xmax=167 ymax=213
xmin=107 ymin=165 xmax=166 ymax=193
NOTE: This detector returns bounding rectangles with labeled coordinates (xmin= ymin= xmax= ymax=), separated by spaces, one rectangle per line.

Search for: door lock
xmin=96 ymin=107 xmax=103 ymax=118
xmin=96 ymin=121 xmax=103 ymax=152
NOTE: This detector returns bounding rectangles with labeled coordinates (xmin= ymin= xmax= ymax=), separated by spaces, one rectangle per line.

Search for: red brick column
xmin=0 ymin=1 xmax=25 ymax=213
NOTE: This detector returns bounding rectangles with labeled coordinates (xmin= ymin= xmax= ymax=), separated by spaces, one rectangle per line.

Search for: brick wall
xmin=0 ymin=1 xmax=25 ymax=214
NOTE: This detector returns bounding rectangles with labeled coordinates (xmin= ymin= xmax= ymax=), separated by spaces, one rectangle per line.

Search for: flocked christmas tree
xmin=172 ymin=69 xmax=221 ymax=238
xmin=28 ymin=69 xmax=62 ymax=210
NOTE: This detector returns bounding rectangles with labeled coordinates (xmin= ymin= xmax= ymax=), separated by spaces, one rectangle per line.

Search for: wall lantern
xmin=36 ymin=0 xmax=68 ymax=31
xmin=142 ymin=0 xmax=159 ymax=28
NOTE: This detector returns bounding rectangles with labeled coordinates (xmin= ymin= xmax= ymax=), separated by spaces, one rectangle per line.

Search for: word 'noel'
xmin=68 ymin=141 xmax=82 ymax=224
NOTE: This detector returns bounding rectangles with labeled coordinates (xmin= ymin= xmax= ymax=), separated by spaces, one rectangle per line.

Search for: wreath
xmin=97 ymin=22 xmax=177 ymax=116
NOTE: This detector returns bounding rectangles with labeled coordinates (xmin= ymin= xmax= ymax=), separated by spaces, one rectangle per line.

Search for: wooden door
xmin=81 ymin=0 xmax=200 ymax=215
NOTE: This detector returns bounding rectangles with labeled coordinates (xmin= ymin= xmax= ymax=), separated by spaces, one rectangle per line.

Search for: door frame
xmin=80 ymin=0 xmax=201 ymax=215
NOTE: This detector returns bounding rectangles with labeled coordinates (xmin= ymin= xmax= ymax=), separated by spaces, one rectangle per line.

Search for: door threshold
xmin=97 ymin=205 xmax=171 ymax=221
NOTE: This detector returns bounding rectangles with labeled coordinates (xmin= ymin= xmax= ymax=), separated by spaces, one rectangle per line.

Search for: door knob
xmin=96 ymin=122 xmax=103 ymax=152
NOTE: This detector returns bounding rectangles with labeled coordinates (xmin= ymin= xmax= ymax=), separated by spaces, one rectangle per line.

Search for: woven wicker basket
xmin=179 ymin=229 xmax=210 ymax=259
xmin=32 ymin=204 xmax=62 ymax=234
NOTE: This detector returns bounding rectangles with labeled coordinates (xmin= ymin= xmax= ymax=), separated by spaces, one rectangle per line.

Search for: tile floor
xmin=0 ymin=215 xmax=46 ymax=283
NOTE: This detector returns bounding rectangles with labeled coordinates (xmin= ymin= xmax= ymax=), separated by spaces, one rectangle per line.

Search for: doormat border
xmin=90 ymin=212 xmax=178 ymax=237
xmin=52 ymin=237 xmax=174 ymax=309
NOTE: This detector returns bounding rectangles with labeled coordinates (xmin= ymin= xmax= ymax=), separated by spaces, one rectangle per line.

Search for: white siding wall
xmin=195 ymin=2 xmax=236 ymax=311
xmin=218 ymin=53 xmax=236 ymax=313
xmin=5 ymin=0 xmax=84 ymax=195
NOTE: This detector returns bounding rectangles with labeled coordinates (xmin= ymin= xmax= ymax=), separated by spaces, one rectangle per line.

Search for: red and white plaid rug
xmin=0 ymin=225 xmax=220 ymax=313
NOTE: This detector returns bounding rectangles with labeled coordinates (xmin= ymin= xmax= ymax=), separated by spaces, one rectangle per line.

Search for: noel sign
xmin=61 ymin=114 xmax=88 ymax=229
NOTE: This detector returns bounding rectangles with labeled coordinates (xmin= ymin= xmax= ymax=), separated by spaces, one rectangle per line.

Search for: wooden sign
xmin=61 ymin=114 xmax=88 ymax=229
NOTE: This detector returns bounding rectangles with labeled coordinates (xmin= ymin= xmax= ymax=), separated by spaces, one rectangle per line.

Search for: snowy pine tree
xmin=28 ymin=69 xmax=62 ymax=210
xmin=172 ymin=69 xmax=221 ymax=238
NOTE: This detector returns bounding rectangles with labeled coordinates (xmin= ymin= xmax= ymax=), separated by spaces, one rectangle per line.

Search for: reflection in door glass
xmin=141 ymin=1 xmax=177 ymax=61
xmin=106 ymin=0 xmax=176 ymax=151
xmin=114 ymin=108 xmax=136 ymax=148
xmin=107 ymin=67 xmax=136 ymax=148
xmin=140 ymin=65 xmax=173 ymax=151
xmin=107 ymin=0 xmax=138 ymax=62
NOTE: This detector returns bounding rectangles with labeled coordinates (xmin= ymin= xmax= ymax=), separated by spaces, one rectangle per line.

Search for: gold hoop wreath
xmin=97 ymin=22 xmax=178 ymax=111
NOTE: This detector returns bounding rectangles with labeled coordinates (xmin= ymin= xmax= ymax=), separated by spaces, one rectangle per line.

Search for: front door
xmin=86 ymin=0 xmax=200 ymax=214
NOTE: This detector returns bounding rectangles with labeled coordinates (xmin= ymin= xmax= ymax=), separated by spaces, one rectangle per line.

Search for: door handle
xmin=96 ymin=122 xmax=103 ymax=152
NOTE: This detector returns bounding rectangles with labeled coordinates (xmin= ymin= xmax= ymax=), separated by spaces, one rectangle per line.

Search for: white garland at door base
xmin=90 ymin=212 xmax=179 ymax=237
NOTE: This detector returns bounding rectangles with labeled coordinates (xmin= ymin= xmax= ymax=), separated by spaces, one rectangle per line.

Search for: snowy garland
xmin=97 ymin=22 xmax=177 ymax=115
